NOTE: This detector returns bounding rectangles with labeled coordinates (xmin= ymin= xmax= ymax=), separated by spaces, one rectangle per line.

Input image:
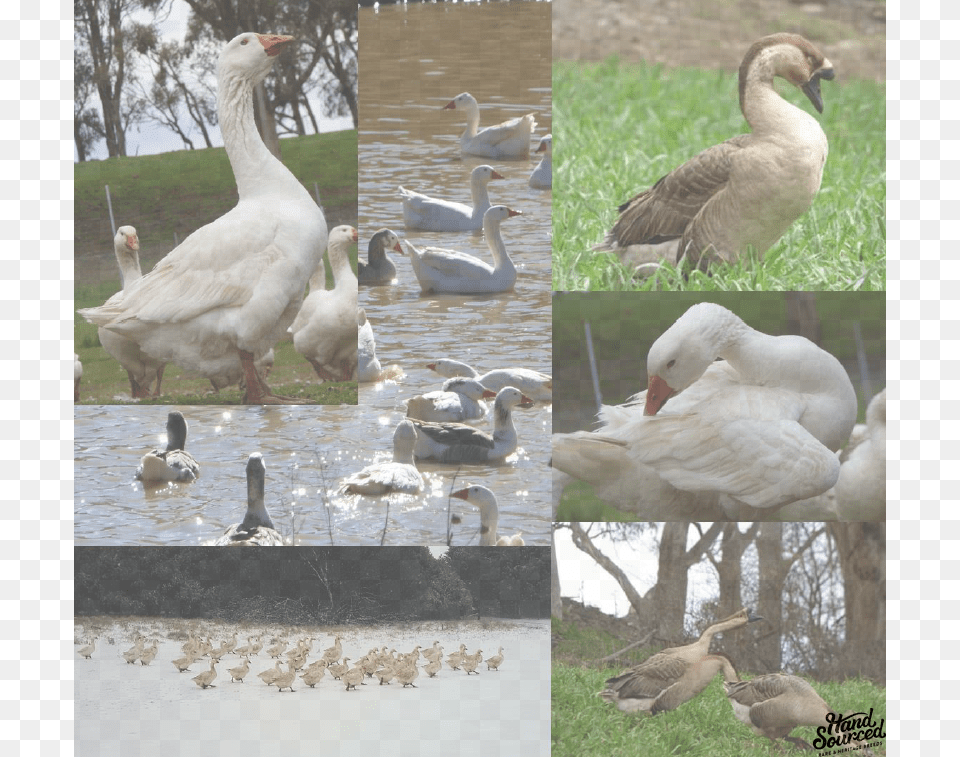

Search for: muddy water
xmin=75 ymin=400 xmax=551 ymax=547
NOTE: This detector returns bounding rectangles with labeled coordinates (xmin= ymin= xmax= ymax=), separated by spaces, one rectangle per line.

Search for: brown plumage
xmin=725 ymin=674 xmax=877 ymax=755
xmin=594 ymin=34 xmax=834 ymax=274
xmin=599 ymin=608 xmax=763 ymax=714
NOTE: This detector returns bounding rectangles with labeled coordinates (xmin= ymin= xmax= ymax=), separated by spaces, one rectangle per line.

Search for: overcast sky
xmin=78 ymin=0 xmax=353 ymax=162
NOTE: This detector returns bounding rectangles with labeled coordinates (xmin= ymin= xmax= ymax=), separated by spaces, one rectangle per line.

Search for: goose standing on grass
xmin=529 ymin=134 xmax=552 ymax=189
xmin=725 ymin=674 xmax=878 ymax=755
xmin=192 ymin=660 xmax=218 ymax=689
xmin=77 ymin=637 xmax=97 ymax=659
xmin=452 ymin=486 xmax=524 ymax=546
xmin=427 ymin=358 xmax=552 ymax=402
xmin=410 ymin=386 xmax=533 ymax=463
xmin=834 ymin=388 xmax=886 ymax=521
xmin=290 ymin=225 xmax=359 ymax=382
xmin=215 ymin=453 xmax=283 ymax=545
xmin=95 ymin=226 xmax=166 ymax=399
xmin=600 ymin=608 xmax=763 ymax=714
xmin=406 ymin=377 xmax=496 ymax=422
xmin=552 ymin=303 xmax=857 ymax=520
xmin=339 ymin=420 xmax=424 ymax=496
xmin=400 ymin=165 xmax=504 ymax=231
xmin=78 ymin=33 xmax=328 ymax=404
xmin=358 ymin=228 xmax=403 ymax=285
xmin=73 ymin=353 xmax=82 ymax=401
xmin=593 ymin=33 xmax=834 ymax=274
xmin=136 ymin=411 xmax=200 ymax=484
xmin=444 ymin=92 xmax=537 ymax=159
xmin=405 ymin=206 xmax=522 ymax=294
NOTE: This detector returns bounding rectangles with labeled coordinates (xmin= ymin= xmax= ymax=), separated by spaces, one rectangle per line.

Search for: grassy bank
xmin=552 ymin=60 xmax=884 ymax=291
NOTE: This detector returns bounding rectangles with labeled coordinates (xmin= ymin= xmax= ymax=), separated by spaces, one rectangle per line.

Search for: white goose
xmin=215 ymin=453 xmax=283 ymax=545
xmin=78 ymin=637 xmax=97 ymax=659
xmin=357 ymin=308 xmax=382 ymax=382
xmin=409 ymin=386 xmax=533 ymax=464
xmin=405 ymin=206 xmax=521 ymax=294
xmin=529 ymin=134 xmax=552 ymax=189
xmin=551 ymin=303 xmax=857 ymax=520
xmin=94 ymin=226 xmax=167 ymax=398
xmin=834 ymin=388 xmax=885 ymax=521
xmin=358 ymin=228 xmax=403 ymax=285
xmin=451 ymin=485 xmax=525 ymax=546
xmin=406 ymin=377 xmax=496 ymax=422
xmin=444 ymin=92 xmax=536 ymax=159
xmin=289 ymin=225 xmax=359 ymax=381
xmin=136 ymin=411 xmax=200 ymax=484
xmin=427 ymin=358 xmax=552 ymax=402
xmin=78 ymin=33 xmax=328 ymax=404
xmin=339 ymin=420 xmax=424 ymax=496
xmin=74 ymin=353 xmax=82 ymax=401
xmin=400 ymin=165 xmax=503 ymax=231
xmin=594 ymin=33 xmax=834 ymax=273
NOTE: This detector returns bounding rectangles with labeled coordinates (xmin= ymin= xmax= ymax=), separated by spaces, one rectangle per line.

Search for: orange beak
xmin=258 ymin=34 xmax=294 ymax=57
xmin=644 ymin=374 xmax=675 ymax=416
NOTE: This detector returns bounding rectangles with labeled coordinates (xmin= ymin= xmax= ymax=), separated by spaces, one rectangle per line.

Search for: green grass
xmin=552 ymin=662 xmax=887 ymax=757
xmin=74 ymin=130 xmax=358 ymax=404
xmin=552 ymin=59 xmax=885 ymax=291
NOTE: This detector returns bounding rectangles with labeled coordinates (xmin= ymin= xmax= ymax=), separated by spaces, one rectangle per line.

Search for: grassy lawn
xmin=552 ymin=620 xmax=887 ymax=757
xmin=552 ymin=59 xmax=884 ymax=291
xmin=74 ymin=130 xmax=358 ymax=405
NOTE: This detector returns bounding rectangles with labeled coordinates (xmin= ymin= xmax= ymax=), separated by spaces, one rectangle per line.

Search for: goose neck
xmin=115 ymin=249 xmax=143 ymax=291
xmin=483 ymin=218 xmax=514 ymax=272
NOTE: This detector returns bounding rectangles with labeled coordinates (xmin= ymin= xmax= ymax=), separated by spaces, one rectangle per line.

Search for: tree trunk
xmin=755 ymin=522 xmax=786 ymax=673
xmin=655 ymin=522 xmax=690 ymax=640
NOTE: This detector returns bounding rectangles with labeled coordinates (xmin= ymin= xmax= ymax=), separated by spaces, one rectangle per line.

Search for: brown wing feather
xmin=606 ymin=135 xmax=751 ymax=255
xmin=605 ymin=654 xmax=689 ymax=700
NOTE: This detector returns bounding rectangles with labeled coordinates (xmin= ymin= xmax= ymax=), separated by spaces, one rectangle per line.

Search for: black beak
xmin=802 ymin=68 xmax=834 ymax=114
xmin=747 ymin=607 xmax=764 ymax=623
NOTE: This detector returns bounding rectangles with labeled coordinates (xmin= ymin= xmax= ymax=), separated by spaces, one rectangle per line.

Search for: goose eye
xmin=667 ymin=359 xmax=676 ymax=369
xmin=241 ymin=39 xmax=248 ymax=45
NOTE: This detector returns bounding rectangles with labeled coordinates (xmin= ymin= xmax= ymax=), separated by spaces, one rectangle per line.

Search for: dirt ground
xmin=552 ymin=0 xmax=886 ymax=81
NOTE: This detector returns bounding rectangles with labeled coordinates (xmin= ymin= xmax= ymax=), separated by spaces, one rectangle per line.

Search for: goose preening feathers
xmin=358 ymin=228 xmax=403 ymax=285
xmin=214 ymin=453 xmax=283 ymax=545
xmin=405 ymin=206 xmax=521 ymax=294
xmin=529 ymin=134 xmax=552 ymax=189
xmin=406 ymin=377 xmax=496 ymax=423
xmin=451 ymin=485 xmax=525 ymax=546
xmin=552 ymin=303 xmax=857 ymax=520
xmin=400 ymin=165 xmax=503 ymax=231
xmin=443 ymin=92 xmax=537 ymax=160
xmin=600 ymin=608 xmax=762 ymax=714
xmin=725 ymin=674 xmax=878 ymax=755
xmin=427 ymin=358 xmax=552 ymax=402
xmin=289 ymin=225 xmax=359 ymax=382
xmin=339 ymin=420 xmax=424 ymax=496
xmin=78 ymin=34 xmax=328 ymax=404
xmin=410 ymin=386 xmax=533 ymax=464
xmin=95 ymin=226 xmax=166 ymax=399
xmin=834 ymin=388 xmax=885 ymax=521
xmin=136 ymin=411 xmax=200 ymax=484
xmin=593 ymin=34 xmax=834 ymax=273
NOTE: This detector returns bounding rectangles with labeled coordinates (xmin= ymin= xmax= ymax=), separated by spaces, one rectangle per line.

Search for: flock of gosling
xmin=77 ymin=632 xmax=506 ymax=693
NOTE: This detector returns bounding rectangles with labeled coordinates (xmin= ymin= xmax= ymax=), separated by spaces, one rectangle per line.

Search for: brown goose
xmin=593 ymin=34 xmax=834 ymax=274
xmin=725 ymin=674 xmax=878 ymax=755
xmin=599 ymin=608 xmax=762 ymax=714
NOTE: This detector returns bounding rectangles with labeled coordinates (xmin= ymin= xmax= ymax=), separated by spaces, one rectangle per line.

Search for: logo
xmin=813 ymin=709 xmax=886 ymax=754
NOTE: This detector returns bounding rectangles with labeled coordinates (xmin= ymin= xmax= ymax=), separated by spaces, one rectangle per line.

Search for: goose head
xmin=739 ymin=33 xmax=834 ymax=114
xmin=471 ymin=165 xmax=504 ymax=185
xmin=535 ymin=134 xmax=552 ymax=155
xmin=218 ymin=33 xmax=294 ymax=85
xmin=115 ymin=225 xmax=139 ymax=254
xmin=331 ymin=225 xmax=359 ymax=247
xmin=493 ymin=386 xmax=535 ymax=413
xmin=482 ymin=205 xmax=522 ymax=230
xmin=643 ymin=303 xmax=745 ymax=415
xmin=369 ymin=228 xmax=403 ymax=259
xmin=443 ymin=92 xmax=478 ymax=112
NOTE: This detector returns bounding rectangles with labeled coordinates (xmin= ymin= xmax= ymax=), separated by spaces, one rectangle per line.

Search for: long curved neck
xmin=740 ymin=48 xmax=817 ymax=139
xmin=483 ymin=218 xmax=514 ymax=273
xmin=242 ymin=474 xmax=273 ymax=529
xmin=491 ymin=398 xmax=517 ymax=442
xmin=461 ymin=104 xmax=481 ymax=138
xmin=218 ymin=73 xmax=292 ymax=200
xmin=327 ymin=242 xmax=358 ymax=288
xmin=471 ymin=174 xmax=491 ymax=206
